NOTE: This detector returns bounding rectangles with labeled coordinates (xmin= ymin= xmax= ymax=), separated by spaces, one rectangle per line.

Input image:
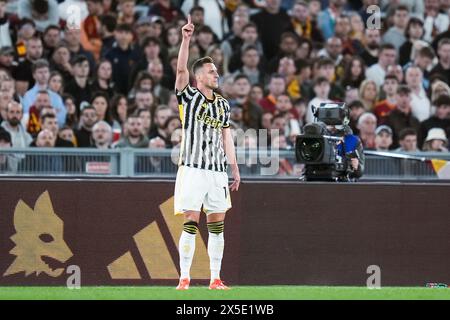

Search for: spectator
xmin=29 ymin=128 xmax=55 ymax=150
xmin=75 ymin=104 xmax=98 ymax=147
xmin=92 ymin=120 xmax=113 ymax=149
xmin=358 ymin=79 xmax=378 ymax=111
xmin=134 ymin=89 xmax=155 ymax=112
xmin=22 ymin=128 xmax=63 ymax=172
xmin=385 ymin=85 xmax=421 ymax=148
xmin=110 ymin=94 xmax=128 ymax=128
xmin=395 ymin=128 xmax=418 ymax=152
xmin=0 ymin=127 xmax=19 ymax=173
xmin=267 ymin=32 xmax=300 ymax=74
xmin=129 ymin=71 xmax=154 ymax=101
xmin=317 ymin=36 xmax=343 ymax=67
xmin=356 ymin=112 xmax=377 ymax=149
xmin=64 ymin=55 xmax=93 ymax=114
xmin=48 ymin=71 xmax=64 ymax=95
xmin=58 ymin=0 xmax=88 ymax=23
xmin=403 ymin=46 xmax=435 ymax=90
xmin=232 ymin=45 xmax=264 ymax=86
xmin=374 ymin=75 xmax=399 ymax=124
xmin=344 ymin=86 xmax=359 ymax=105
xmin=405 ymin=66 xmax=431 ymax=122
xmin=129 ymin=37 xmax=164 ymax=89
xmin=221 ymin=8 xmax=250 ymax=70
xmin=99 ymin=14 xmax=117 ymax=58
xmin=386 ymin=64 xmax=405 ymax=83
xmin=430 ymin=38 xmax=450 ymax=83
xmin=26 ymin=90 xmax=55 ymax=137
xmin=399 ymin=17 xmax=426 ymax=66
xmin=374 ymin=125 xmax=394 ymax=151
xmin=229 ymin=22 xmax=264 ymax=73
xmin=1 ymin=101 xmax=32 ymax=148
xmin=13 ymin=36 xmax=44 ymax=96
xmin=259 ymin=74 xmax=286 ymax=114
xmin=348 ymin=100 xmax=365 ymax=135
xmin=430 ymin=78 xmax=450 ymax=102
xmin=206 ymin=44 xmax=227 ymax=76
xmin=18 ymin=0 xmax=60 ymax=33
xmin=90 ymin=91 xmax=120 ymax=131
xmin=90 ymin=59 xmax=116 ymax=99
xmin=359 ymin=28 xmax=382 ymax=67
xmin=117 ymin=0 xmax=138 ymax=26
xmin=0 ymin=0 xmax=13 ymax=48
xmin=422 ymin=0 xmax=450 ymax=43
xmin=42 ymin=25 xmax=62 ymax=60
xmin=148 ymin=0 xmax=184 ymax=24
xmin=181 ymin=0 xmax=228 ymax=40
xmin=382 ymin=5 xmax=410 ymax=51
xmin=422 ymin=128 xmax=449 ymax=152
xmin=315 ymin=57 xmax=344 ymax=101
xmin=163 ymin=116 xmax=181 ymax=147
xmin=15 ymin=19 xmax=37 ymax=61
xmin=149 ymin=104 xmax=172 ymax=141
xmin=334 ymin=14 xmax=362 ymax=58
xmin=147 ymin=59 xmax=171 ymax=104
xmin=105 ymin=23 xmax=139 ymax=95
xmin=341 ymin=56 xmax=366 ymax=89
xmin=287 ymin=59 xmax=312 ymax=101
xmin=62 ymin=94 xmax=78 ymax=129
xmin=138 ymin=108 xmax=152 ymax=138
xmin=58 ymin=126 xmax=76 ymax=146
xmin=317 ymin=0 xmax=347 ymax=40
xmin=0 ymin=78 xmax=17 ymax=124
xmin=288 ymin=0 xmax=323 ymax=44
xmin=63 ymin=27 xmax=96 ymax=73
xmin=40 ymin=113 xmax=74 ymax=147
xmin=365 ymin=43 xmax=397 ymax=88
xmin=229 ymin=74 xmax=263 ymax=130
xmin=306 ymin=76 xmax=332 ymax=124
xmin=419 ymin=95 xmax=450 ymax=148
xmin=49 ymin=42 xmax=73 ymax=85
xmin=0 ymin=47 xmax=17 ymax=76
xmin=22 ymin=59 xmax=66 ymax=127
xmin=251 ymin=0 xmax=291 ymax=60
xmin=195 ymin=25 xmax=216 ymax=57
xmin=115 ymin=114 xmax=149 ymax=148
xmin=164 ymin=23 xmax=182 ymax=58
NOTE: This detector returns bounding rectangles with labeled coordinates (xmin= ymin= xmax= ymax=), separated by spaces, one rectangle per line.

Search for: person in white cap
xmin=422 ymin=127 xmax=449 ymax=152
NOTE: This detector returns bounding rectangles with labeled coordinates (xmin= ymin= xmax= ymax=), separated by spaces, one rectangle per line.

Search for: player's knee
xmin=183 ymin=220 xmax=199 ymax=235
xmin=207 ymin=220 xmax=224 ymax=235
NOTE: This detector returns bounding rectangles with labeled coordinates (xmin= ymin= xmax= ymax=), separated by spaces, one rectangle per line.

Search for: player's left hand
xmin=351 ymin=158 xmax=359 ymax=170
xmin=230 ymin=166 xmax=240 ymax=191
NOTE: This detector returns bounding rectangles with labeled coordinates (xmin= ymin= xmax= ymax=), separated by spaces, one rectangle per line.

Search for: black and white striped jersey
xmin=176 ymin=84 xmax=231 ymax=172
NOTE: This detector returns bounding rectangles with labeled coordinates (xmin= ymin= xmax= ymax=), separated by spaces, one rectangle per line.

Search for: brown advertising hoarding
xmin=0 ymin=179 xmax=449 ymax=286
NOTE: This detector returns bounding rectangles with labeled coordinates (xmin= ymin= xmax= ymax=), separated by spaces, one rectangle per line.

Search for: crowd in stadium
xmin=0 ymin=0 xmax=450 ymax=161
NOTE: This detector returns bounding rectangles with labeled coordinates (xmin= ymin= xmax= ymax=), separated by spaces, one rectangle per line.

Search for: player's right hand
xmin=182 ymin=15 xmax=194 ymax=40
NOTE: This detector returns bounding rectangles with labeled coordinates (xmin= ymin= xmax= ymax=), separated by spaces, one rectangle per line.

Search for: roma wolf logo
xmin=3 ymin=191 xmax=73 ymax=277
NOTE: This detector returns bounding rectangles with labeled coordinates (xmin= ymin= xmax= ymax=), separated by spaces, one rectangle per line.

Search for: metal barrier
xmin=1 ymin=147 xmax=449 ymax=180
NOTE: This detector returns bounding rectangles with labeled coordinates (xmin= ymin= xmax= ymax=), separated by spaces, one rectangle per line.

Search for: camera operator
xmin=296 ymin=102 xmax=365 ymax=182
xmin=325 ymin=121 xmax=365 ymax=181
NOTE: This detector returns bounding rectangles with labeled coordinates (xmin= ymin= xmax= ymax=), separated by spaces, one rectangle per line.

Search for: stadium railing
xmin=1 ymin=147 xmax=449 ymax=180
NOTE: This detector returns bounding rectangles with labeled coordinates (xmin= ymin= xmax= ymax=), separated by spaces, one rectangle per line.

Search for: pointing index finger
xmin=187 ymin=14 xmax=191 ymax=25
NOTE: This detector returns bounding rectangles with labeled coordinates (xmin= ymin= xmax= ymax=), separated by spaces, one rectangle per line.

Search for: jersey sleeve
xmin=175 ymin=84 xmax=196 ymax=105
xmin=222 ymin=100 xmax=231 ymax=128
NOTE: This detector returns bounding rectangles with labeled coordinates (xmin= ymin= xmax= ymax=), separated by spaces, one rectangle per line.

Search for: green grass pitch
xmin=0 ymin=286 xmax=449 ymax=300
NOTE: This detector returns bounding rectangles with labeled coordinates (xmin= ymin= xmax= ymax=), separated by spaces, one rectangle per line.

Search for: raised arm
xmin=175 ymin=15 xmax=195 ymax=91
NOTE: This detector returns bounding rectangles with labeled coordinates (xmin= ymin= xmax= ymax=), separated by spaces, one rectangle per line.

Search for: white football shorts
xmin=174 ymin=165 xmax=232 ymax=215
